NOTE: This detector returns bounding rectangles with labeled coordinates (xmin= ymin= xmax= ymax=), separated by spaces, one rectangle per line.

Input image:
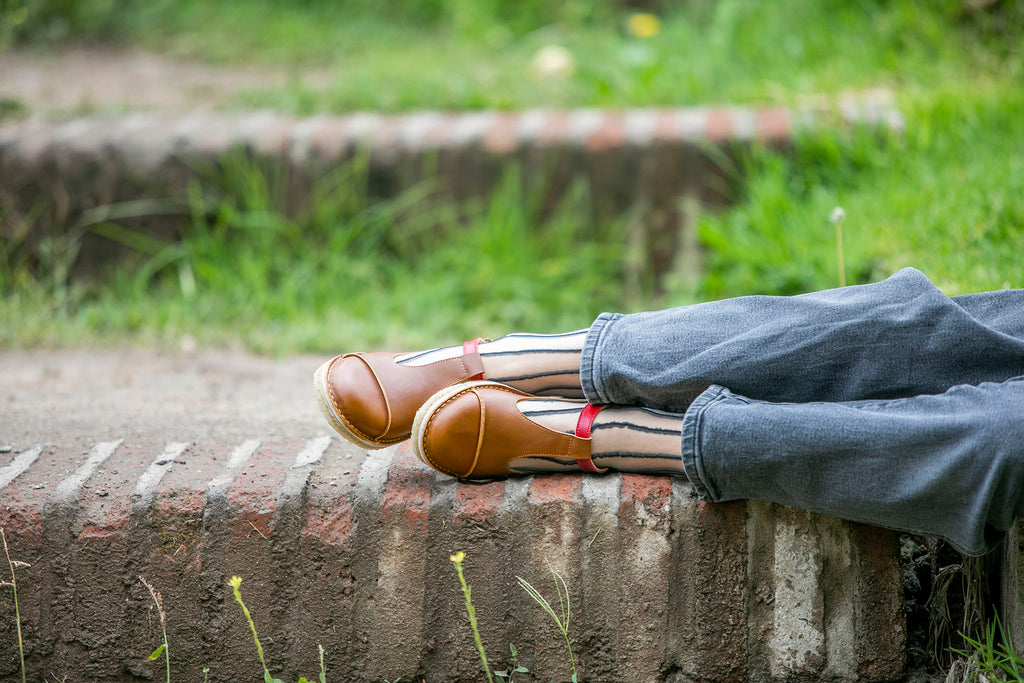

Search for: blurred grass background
xmin=1 ymin=0 xmax=1022 ymax=353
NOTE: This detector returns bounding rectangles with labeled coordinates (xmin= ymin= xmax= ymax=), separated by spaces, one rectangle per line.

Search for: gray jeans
xmin=581 ymin=268 xmax=1024 ymax=556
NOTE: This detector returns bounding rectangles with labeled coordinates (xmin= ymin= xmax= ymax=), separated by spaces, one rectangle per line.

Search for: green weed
xmin=139 ymin=576 xmax=171 ymax=683
xmin=690 ymin=88 xmax=1024 ymax=303
xmin=0 ymin=529 xmax=28 ymax=683
xmin=517 ymin=563 xmax=578 ymax=683
xmin=449 ymin=551 xmax=494 ymax=683
xmin=228 ymin=575 xmax=326 ymax=683
xmin=929 ymin=555 xmax=988 ymax=671
xmin=6 ymin=1 xmax=1019 ymax=113
xmin=1 ymin=154 xmax=632 ymax=353
xmin=494 ymin=644 xmax=529 ymax=683
xmin=950 ymin=612 xmax=1024 ymax=683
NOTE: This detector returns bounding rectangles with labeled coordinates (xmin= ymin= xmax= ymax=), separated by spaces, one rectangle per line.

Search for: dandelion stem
xmin=229 ymin=576 xmax=273 ymax=680
xmin=450 ymin=552 xmax=494 ymax=683
xmin=831 ymin=206 xmax=847 ymax=288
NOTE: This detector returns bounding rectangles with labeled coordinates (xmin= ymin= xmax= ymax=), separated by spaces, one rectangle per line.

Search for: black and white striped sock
xmin=395 ymin=330 xmax=587 ymax=398
xmin=513 ymin=399 xmax=686 ymax=475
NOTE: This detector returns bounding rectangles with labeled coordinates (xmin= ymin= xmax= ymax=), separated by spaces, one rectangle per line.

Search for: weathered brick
xmin=616 ymin=474 xmax=674 ymax=681
xmin=367 ymin=444 xmax=434 ymax=677
xmin=756 ymin=107 xmax=792 ymax=144
xmin=0 ymin=344 xmax=913 ymax=681
xmin=481 ymin=111 xmax=519 ymax=154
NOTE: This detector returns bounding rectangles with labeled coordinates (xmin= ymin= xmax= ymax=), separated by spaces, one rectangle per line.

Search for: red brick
xmin=756 ymin=108 xmax=792 ymax=143
xmin=528 ymin=472 xmax=581 ymax=505
xmin=853 ymin=523 xmax=906 ymax=680
xmin=653 ymin=108 xmax=679 ymax=141
xmin=226 ymin=440 xmax=294 ymax=537
xmin=309 ymin=118 xmax=357 ymax=159
xmin=616 ymin=474 xmax=674 ymax=681
xmin=380 ymin=443 xmax=434 ymax=531
xmin=453 ymin=479 xmax=504 ymax=525
xmin=535 ymin=110 xmax=572 ymax=146
xmin=587 ymin=111 xmax=626 ymax=152
xmin=482 ymin=112 xmax=518 ymax=154
xmin=421 ymin=113 xmax=459 ymax=148
xmin=705 ymin=108 xmax=733 ymax=142
xmin=694 ymin=499 xmax=748 ymax=682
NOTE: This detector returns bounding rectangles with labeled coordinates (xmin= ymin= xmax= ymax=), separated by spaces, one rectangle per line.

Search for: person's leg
xmin=410 ymin=381 xmax=688 ymax=478
xmin=315 ymin=331 xmax=589 ymax=450
xmin=582 ymin=268 xmax=1024 ymax=411
xmin=319 ymin=267 xmax=1023 ymax=450
xmin=396 ymin=331 xmax=587 ymax=397
xmin=515 ymin=399 xmax=687 ymax=474
xmin=412 ymin=373 xmax=1024 ymax=555
xmin=680 ymin=376 xmax=1024 ymax=556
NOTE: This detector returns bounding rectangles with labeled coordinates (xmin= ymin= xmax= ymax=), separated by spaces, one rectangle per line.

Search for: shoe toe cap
xmin=327 ymin=355 xmax=390 ymax=439
xmin=421 ymin=390 xmax=483 ymax=478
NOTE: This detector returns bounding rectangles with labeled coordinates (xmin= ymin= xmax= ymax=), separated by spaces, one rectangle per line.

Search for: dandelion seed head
xmin=530 ymin=45 xmax=575 ymax=80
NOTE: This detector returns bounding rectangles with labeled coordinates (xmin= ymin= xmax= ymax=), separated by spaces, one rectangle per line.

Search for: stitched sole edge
xmin=313 ymin=358 xmax=389 ymax=451
xmin=410 ymin=380 xmax=503 ymax=469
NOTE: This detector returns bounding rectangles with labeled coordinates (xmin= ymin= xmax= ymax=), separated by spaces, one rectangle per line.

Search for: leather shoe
xmin=314 ymin=340 xmax=486 ymax=449
xmin=411 ymin=381 xmax=606 ymax=478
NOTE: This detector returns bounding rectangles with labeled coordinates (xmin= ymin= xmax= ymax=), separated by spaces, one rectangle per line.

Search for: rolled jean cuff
xmin=679 ymin=384 xmax=732 ymax=502
xmin=580 ymin=312 xmax=623 ymax=405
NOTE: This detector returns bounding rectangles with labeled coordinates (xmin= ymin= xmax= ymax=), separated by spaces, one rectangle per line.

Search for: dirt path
xmin=0 ymin=45 xmax=332 ymax=117
xmin=1 ymin=348 xmax=330 ymax=445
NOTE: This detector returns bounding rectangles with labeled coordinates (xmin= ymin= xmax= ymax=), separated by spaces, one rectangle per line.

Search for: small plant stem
xmin=450 ymin=553 xmax=495 ymax=683
xmin=552 ymin=570 xmax=577 ymax=682
xmin=228 ymin=576 xmax=273 ymax=681
xmin=517 ymin=564 xmax=578 ymax=682
xmin=1 ymin=529 xmax=27 ymax=683
xmin=139 ymin=576 xmax=170 ymax=683
xmin=831 ymin=207 xmax=847 ymax=288
xmin=836 ymin=220 xmax=846 ymax=288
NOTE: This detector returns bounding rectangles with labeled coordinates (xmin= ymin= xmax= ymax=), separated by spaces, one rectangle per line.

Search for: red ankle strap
xmin=575 ymin=403 xmax=608 ymax=474
xmin=462 ymin=338 xmax=487 ymax=380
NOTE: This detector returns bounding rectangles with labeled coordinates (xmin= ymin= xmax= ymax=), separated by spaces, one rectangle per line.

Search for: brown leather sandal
xmin=314 ymin=340 xmax=486 ymax=449
xmin=411 ymin=380 xmax=607 ymax=478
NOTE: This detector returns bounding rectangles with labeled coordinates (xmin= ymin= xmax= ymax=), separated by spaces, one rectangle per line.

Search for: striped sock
xmin=395 ymin=330 xmax=587 ymax=398
xmin=514 ymin=399 xmax=686 ymax=475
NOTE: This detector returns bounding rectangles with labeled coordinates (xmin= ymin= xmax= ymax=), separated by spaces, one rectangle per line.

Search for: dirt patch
xmin=0 ymin=347 xmax=331 ymax=444
xmin=0 ymin=45 xmax=332 ymax=117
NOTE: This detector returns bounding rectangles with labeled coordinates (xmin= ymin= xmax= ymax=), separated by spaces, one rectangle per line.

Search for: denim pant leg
xmin=679 ymin=377 xmax=1024 ymax=556
xmin=581 ymin=267 xmax=1024 ymax=411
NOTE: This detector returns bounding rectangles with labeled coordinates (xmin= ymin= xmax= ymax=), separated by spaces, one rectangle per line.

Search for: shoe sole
xmin=410 ymin=380 xmax=501 ymax=469
xmin=313 ymin=358 xmax=389 ymax=451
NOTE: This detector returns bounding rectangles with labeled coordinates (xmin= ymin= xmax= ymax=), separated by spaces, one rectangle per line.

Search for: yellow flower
xmin=228 ymin=575 xmax=243 ymax=589
xmin=627 ymin=13 xmax=662 ymax=39
xmin=449 ymin=551 xmax=466 ymax=565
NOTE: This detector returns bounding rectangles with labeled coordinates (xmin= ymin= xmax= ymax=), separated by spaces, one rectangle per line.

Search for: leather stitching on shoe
xmin=327 ymin=354 xmax=405 ymax=446
xmin=421 ymin=387 xmax=477 ymax=478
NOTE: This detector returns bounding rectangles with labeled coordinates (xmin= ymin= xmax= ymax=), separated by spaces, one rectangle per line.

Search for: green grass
xmin=3 ymin=86 xmax=1024 ymax=354
xmin=3 ymin=0 xmax=1022 ymax=113
xmin=0 ymin=158 xmax=631 ymax=353
xmin=689 ymin=86 xmax=1024 ymax=303
xmin=1 ymin=1 xmax=1023 ymax=353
